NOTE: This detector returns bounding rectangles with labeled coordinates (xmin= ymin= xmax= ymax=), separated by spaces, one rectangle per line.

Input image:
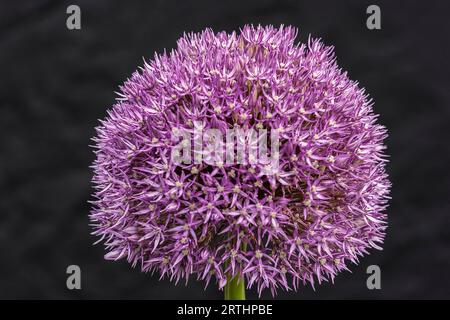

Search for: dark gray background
xmin=1 ymin=0 xmax=449 ymax=299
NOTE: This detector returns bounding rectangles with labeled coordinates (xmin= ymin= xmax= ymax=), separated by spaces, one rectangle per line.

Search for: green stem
xmin=224 ymin=272 xmax=245 ymax=300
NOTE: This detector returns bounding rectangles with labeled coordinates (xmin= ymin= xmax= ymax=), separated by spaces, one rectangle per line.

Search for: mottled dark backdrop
xmin=1 ymin=0 xmax=449 ymax=299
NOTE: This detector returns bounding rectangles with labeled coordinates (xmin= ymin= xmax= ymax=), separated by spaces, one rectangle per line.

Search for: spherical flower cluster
xmin=90 ymin=25 xmax=390 ymax=296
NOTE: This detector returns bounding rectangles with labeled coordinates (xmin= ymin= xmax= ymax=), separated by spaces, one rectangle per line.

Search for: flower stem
xmin=224 ymin=273 xmax=245 ymax=300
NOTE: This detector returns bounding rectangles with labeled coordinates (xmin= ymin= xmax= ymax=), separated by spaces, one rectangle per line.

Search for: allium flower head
xmin=91 ymin=25 xmax=390 ymax=296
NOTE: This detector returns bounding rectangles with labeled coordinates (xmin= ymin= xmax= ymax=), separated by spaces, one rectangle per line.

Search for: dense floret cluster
xmin=91 ymin=25 xmax=390 ymax=295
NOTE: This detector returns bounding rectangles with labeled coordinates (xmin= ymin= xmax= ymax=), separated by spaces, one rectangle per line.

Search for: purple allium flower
xmin=90 ymin=25 xmax=390 ymax=296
